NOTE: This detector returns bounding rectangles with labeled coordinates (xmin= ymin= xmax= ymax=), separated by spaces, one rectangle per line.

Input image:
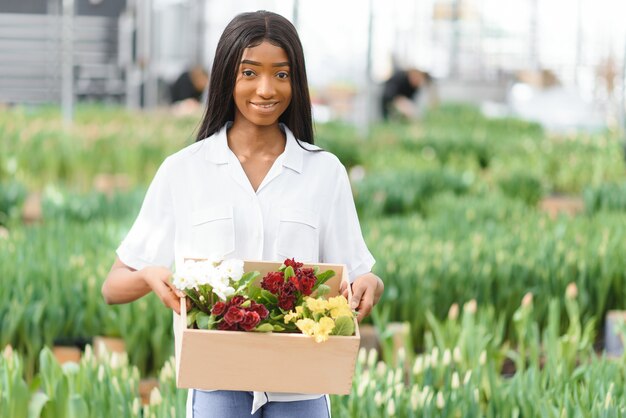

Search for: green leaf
xmin=237 ymin=271 xmax=260 ymax=292
xmin=28 ymin=392 xmax=49 ymax=418
xmin=312 ymin=270 xmax=335 ymax=291
xmin=255 ymin=323 xmax=274 ymax=332
xmin=332 ymin=316 xmax=355 ymax=336
xmin=315 ymin=284 xmax=330 ymax=298
xmin=270 ymin=312 xmax=284 ymax=321
xmin=284 ymin=266 xmax=295 ymax=280
xmin=260 ymin=290 xmax=278 ymax=304
xmin=240 ymin=300 xmax=251 ymax=308
xmin=68 ymin=395 xmax=88 ymax=418
xmin=186 ymin=310 xmax=198 ymax=328
xmin=248 ymin=286 xmax=262 ymax=301
xmin=196 ymin=313 xmax=210 ymax=329
xmin=272 ymin=325 xmax=285 ymax=332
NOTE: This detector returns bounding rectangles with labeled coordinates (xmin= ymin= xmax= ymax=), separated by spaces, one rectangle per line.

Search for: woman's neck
xmin=227 ymin=120 xmax=286 ymax=159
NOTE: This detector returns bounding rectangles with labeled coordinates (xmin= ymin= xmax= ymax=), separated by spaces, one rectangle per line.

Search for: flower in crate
xmin=283 ymin=295 xmax=356 ymax=343
xmin=211 ymin=296 xmax=269 ymax=331
xmin=251 ymin=258 xmax=336 ymax=331
xmin=173 ymin=258 xmax=266 ymax=331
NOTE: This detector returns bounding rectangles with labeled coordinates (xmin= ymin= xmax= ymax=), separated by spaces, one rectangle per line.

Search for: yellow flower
xmin=313 ymin=317 xmax=335 ymax=343
xmin=305 ymin=297 xmax=329 ymax=314
xmin=327 ymin=296 xmax=349 ymax=310
xmin=284 ymin=310 xmax=300 ymax=323
xmin=330 ymin=307 xmax=353 ymax=319
xmin=296 ymin=318 xmax=316 ymax=336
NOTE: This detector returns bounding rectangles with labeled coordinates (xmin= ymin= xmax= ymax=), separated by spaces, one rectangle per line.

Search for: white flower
xmin=219 ymin=258 xmax=245 ymax=281
xmin=453 ymin=347 xmax=462 ymax=363
xmin=387 ymin=398 xmax=396 ymax=416
xmin=358 ymin=347 xmax=367 ymax=365
xmin=451 ymin=372 xmax=460 ymax=389
xmin=442 ymin=349 xmax=451 ymax=366
xmin=436 ymin=391 xmax=445 ymax=409
xmin=410 ymin=385 xmax=420 ymax=410
xmin=367 ymin=349 xmax=377 ymax=368
xmin=463 ymin=370 xmax=472 ymax=385
xmin=132 ymin=398 xmax=141 ymax=415
xmin=374 ymin=391 xmax=383 ymax=407
xmin=412 ymin=356 xmax=424 ymax=375
xmin=150 ymin=387 xmax=163 ymax=405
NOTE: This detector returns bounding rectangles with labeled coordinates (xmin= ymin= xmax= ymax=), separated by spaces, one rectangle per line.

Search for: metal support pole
xmin=195 ymin=0 xmax=206 ymax=65
xmin=574 ymin=0 xmax=583 ymax=85
xmin=621 ymin=36 xmax=626 ymax=141
xmin=61 ymin=0 xmax=74 ymax=125
xmin=364 ymin=0 xmax=374 ymax=133
xmin=529 ymin=0 xmax=539 ymax=70
xmin=449 ymin=0 xmax=460 ymax=78
xmin=292 ymin=0 xmax=299 ymax=29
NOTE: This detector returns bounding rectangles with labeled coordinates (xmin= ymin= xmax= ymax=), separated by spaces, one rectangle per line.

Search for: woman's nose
xmin=256 ymin=75 xmax=276 ymax=98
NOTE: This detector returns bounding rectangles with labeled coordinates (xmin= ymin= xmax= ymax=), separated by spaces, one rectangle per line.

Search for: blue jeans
xmin=192 ymin=390 xmax=330 ymax=418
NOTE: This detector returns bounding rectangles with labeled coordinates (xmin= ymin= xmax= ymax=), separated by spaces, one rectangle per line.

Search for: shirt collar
xmin=205 ymin=122 xmax=305 ymax=174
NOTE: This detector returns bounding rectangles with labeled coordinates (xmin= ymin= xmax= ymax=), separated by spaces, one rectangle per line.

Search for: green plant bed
xmin=0 ymin=219 xmax=173 ymax=377
xmin=584 ymin=182 xmax=626 ymax=214
xmin=354 ymin=169 xmax=473 ymax=217
xmin=364 ymin=198 xmax=626 ymax=349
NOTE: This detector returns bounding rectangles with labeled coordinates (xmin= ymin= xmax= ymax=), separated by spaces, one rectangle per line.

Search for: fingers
xmin=339 ymin=281 xmax=349 ymax=299
xmin=155 ymin=279 xmax=182 ymax=315
xmin=164 ymin=278 xmax=186 ymax=298
xmin=351 ymin=283 xmax=365 ymax=310
xmin=355 ymin=287 xmax=374 ymax=323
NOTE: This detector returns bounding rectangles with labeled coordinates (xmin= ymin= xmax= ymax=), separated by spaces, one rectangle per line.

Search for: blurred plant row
xmin=1 ymin=104 xmax=626 ymax=387
xmin=3 ymin=291 xmax=626 ymax=417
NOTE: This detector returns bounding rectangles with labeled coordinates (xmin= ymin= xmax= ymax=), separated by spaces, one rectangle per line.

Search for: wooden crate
xmin=174 ymin=260 xmax=360 ymax=394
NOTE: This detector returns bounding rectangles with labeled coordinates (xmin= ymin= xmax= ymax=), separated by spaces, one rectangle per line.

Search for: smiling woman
xmin=101 ymin=9 xmax=383 ymax=418
xmin=233 ymin=42 xmax=292 ymax=129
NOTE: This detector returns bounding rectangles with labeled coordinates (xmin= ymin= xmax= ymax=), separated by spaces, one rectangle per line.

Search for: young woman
xmin=102 ymin=10 xmax=383 ymax=418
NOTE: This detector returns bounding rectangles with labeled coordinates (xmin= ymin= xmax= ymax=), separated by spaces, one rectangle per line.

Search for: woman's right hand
xmin=142 ymin=266 xmax=187 ymax=314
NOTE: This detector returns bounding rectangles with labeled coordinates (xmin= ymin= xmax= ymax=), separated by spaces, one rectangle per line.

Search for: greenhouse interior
xmin=2 ymin=0 xmax=626 ymax=416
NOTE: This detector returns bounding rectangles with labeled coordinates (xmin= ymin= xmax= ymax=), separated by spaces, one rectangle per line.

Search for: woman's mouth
xmin=250 ymin=102 xmax=279 ymax=112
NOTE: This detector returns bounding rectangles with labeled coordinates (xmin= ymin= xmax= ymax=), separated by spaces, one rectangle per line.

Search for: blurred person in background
xmin=380 ymin=68 xmax=436 ymax=120
xmin=169 ymin=65 xmax=209 ymax=114
xmin=102 ymin=10 xmax=383 ymax=418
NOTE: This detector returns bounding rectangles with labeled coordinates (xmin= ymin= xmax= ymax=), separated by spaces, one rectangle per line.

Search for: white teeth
xmin=252 ymin=103 xmax=276 ymax=108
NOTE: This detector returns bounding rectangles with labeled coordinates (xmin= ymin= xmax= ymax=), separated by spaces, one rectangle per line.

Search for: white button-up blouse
xmin=116 ymin=122 xmax=375 ymax=415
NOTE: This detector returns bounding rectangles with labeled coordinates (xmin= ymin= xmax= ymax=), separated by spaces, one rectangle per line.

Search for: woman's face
xmin=233 ymin=41 xmax=292 ymax=128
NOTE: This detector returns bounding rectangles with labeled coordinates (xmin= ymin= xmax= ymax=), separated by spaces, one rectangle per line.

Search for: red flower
xmin=284 ymin=258 xmax=303 ymax=269
xmin=280 ymin=281 xmax=297 ymax=297
xmin=261 ymin=271 xmax=284 ymax=294
xmin=224 ymin=306 xmax=245 ymax=325
xmin=299 ymin=276 xmax=315 ymax=296
xmin=218 ymin=321 xmax=238 ymax=331
xmin=211 ymin=301 xmax=227 ymax=316
xmin=278 ymin=294 xmax=296 ymax=311
xmin=240 ymin=311 xmax=261 ymax=331
xmin=250 ymin=301 xmax=269 ymax=319
xmin=230 ymin=295 xmax=246 ymax=306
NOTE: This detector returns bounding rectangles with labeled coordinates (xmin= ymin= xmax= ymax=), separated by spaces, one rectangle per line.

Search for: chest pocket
xmin=190 ymin=205 xmax=235 ymax=259
xmin=276 ymin=207 xmax=319 ymax=263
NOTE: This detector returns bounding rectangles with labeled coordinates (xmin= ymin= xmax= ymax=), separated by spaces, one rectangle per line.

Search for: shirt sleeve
xmin=320 ymin=165 xmax=375 ymax=282
xmin=116 ymin=158 xmax=175 ymax=271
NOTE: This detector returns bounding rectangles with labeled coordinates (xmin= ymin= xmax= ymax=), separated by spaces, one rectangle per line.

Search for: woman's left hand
xmin=340 ymin=273 xmax=384 ymax=322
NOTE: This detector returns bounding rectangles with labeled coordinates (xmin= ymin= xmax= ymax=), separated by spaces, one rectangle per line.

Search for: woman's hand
xmin=142 ymin=266 xmax=187 ymax=315
xmin=340 ymin=272 xmax=384 ymax=322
